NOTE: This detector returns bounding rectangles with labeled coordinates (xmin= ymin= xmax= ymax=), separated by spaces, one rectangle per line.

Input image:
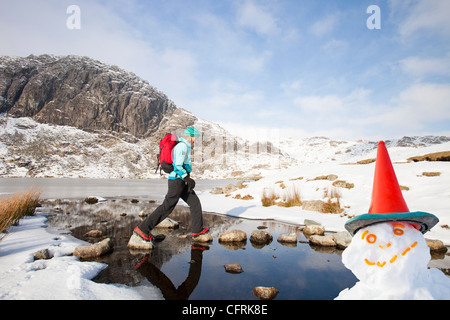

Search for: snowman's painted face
xmin=361 ymin=223 xmax=418 ymax=267
xmin=342 ymin=222 xmax=430 ymax=287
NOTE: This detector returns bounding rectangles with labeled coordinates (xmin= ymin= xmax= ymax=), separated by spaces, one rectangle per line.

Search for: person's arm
xmin=172 ymin=143 xmax=188 ymax=179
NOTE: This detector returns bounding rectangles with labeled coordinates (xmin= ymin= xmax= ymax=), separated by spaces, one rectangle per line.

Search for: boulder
xmin=74 ymin=238 xmax=114 ymax=258
xmin=193 ymin=232 xmax=213 ymax=243
xmin=223 ymin=184 xmax=238 ymax=194
xmin=138 ymin=210 xmax=148 ymax=218
xmin=127 ymin=234 xmax=153 ymax=250
xmin=224 ymin=264 xmax=244 ymax=274
xmin=84 ymin=197 xmax=99 ymax=204
xmin=277 ymin=233 xmax=297 ymax=243
xmin=252 ymin=287 xmax=279 ymax=300
xmin=210 ymin=187 xmax=224 ymax=194
xmin=33 ymin=249 xmax=51 ymax=260
xmin=250 ymin=230 xmax=273 ymax=244
xmin=83 ymin=230 xmax=102 ymax=238
xmin=332 ymin=231 xmax=352 ymax=248
xmin=155 ymin=217 xmax=179 ymax=229
xmin=309 ymin=235 xmax=336 ymax=247
xmin=302 ymin=200 xmax=325 ymax=212
xmin=219 ymin=230 xmax=247 ymax=242
xmin=304 ymin=219 xmax=321 ymax=226
xmin=303 ymin=224 xmax=325 ymax=235
xmin=426 ymin=239 xmax=448 ymax=253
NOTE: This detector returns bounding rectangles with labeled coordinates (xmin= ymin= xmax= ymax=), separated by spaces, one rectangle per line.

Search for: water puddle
xmin=42 ymin=198 xmax=358 ymax=300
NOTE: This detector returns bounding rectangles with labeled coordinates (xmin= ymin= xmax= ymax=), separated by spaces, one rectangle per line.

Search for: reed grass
xmin=261 ymin=188 xmax=279 ymax=207
xmin=281 ymin=185 xmax=302 ymax=207
xmin=261 ymin=185 xmax=302 ymax=207
xmin=0 ymin=188 xmax=42 ymax=240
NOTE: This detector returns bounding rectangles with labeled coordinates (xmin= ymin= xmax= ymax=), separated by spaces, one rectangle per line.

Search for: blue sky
xmin=1 ymin=0 xmax=449 ymax=140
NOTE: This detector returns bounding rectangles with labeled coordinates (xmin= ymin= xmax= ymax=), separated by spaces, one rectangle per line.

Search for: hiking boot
xmin=127 ymin=227 xmax=154 ymax=250
xmin=191 ymin=227 xmax=212 ymax=243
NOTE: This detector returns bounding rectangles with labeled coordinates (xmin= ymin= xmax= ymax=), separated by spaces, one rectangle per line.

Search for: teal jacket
xmin=168 ymin=137 xmax=192 ymax=180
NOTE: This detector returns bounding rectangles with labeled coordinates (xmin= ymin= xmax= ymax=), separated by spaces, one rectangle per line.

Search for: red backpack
xmin=155 ymin=134 xmax=179 ymax=174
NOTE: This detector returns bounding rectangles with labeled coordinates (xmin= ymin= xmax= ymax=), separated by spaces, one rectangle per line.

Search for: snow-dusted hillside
xmin=0 ymin=114 xmax=289 ymax=179
xmin=1 ymin=114 xmax=450 ymax=180
xmin=275 ymin=135 xmax=450 ymax=164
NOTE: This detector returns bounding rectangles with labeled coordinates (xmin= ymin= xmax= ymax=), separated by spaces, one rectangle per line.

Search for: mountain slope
xmin=0 ymin=54 xmax=176 ymax=138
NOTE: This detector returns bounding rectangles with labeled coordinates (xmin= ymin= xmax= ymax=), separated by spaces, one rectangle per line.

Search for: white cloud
xmin=309 ymin=14 xmax=339 ymax=36
xmin=288 ymin=85 xmax=449 ymax=139
xmin=389 ymin=83 xmax=450 ymax=124
xmin=399 ymin=54 xmax=450 ymax=78
xmin=391 ymin=0 xmax=450 ymax=38
xmin=353 ymin=83 xmax=450 ymax=138
xmin=237 ymin=50 xmax=273 ymax=72
xmin=236 ymin=0 xmax=279 ymax=36
xmin=294 ymin=94 xmax=344 ymax=116
xmin=293 ymin=88 xmax=371 ymax=117
xmin=322 ymin=39 xmax=348 ymax=52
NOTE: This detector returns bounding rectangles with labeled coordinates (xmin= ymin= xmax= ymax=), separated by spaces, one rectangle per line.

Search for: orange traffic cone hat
xmin=345 ymin=141 xmax=438 ymax=236
xmin=368 ymin=141 xmax=409 ymax=214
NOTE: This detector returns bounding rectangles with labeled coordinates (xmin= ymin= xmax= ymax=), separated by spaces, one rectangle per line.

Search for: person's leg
xmin=137 ymin=179 xmax=185 ymax=235
xmin=181 ymin=188 xmax=204 ymax=234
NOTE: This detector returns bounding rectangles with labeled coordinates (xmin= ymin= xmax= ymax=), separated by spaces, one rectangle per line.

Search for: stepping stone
xmin=127 ymin=234 xmax=153 ymax=250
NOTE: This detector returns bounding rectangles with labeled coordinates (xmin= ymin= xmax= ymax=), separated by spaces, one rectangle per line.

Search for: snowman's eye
xmin=366 ymin=234 xmax=377 ymax=244
xmin=361 ymin=230 xmax=377 ymax=244
xmin=393 ymin=224 xmax=405 ymax=236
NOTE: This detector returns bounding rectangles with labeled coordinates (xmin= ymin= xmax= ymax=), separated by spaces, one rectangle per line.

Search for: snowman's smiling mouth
xmin=364 ymin=241 xmax=418 ymax=267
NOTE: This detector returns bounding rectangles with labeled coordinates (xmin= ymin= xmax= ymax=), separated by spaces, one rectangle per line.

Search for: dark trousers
xmin=138 ymin=179 xmax=204 ymax=234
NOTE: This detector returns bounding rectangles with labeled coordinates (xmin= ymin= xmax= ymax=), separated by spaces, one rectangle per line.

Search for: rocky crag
xmin=0 ymin=54 xmax=176 ymax=138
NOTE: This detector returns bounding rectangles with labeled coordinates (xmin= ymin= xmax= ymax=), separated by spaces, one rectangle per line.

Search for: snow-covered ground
xmin=0 ymin=212 xmax=163 ymax=300
xmin=198 ymin=142 xmax=450 ymax=246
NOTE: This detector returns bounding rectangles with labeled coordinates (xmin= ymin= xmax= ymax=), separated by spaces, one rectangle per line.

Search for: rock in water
xmin=250 ymin=230 xmax=273 ymax=244
xmin=224 ymin=264 xmax=244 ymax=274
xmin=303 ymin=224 xmax=325 ymax=235
xmin=252 ymin=287 xmax=279 ymax=300
xmin=218 ymin=230 xmax=247 ymax=242
xmin=74 ymin=238 xmax=113 ymax=258
xmin=127 ymin=234 xmax=153 ymax=250
xmin=155 ymin=217 xmax=179 ymax=229
xmin=192 ymin=232 xmax=213 ymax=243
xmin=277 ymin=232 xmax=297 ymax=243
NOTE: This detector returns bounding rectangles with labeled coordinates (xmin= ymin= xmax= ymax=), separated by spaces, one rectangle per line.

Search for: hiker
xmin=128 ymin=126 xmax=211 ymax=249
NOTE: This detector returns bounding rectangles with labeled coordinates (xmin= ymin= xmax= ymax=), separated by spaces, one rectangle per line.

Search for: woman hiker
xmin=128 ymin=126 xmax=212 ymax=250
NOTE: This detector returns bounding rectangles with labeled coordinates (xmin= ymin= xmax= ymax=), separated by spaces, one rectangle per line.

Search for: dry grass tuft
xmin=261 ymin=185 xmax=302 ymax=207
xmin=281 ymin=185 xmax=302 ymax=207
xmin=261 ymin=188 xmax=279 ymax=207
xmin=422 ymin=172 xmax=441 ymax=177
xmin=322 ymin=186 xmax=344 ymax=214
xmin=0 ymin=188 xmax=42 ymax=240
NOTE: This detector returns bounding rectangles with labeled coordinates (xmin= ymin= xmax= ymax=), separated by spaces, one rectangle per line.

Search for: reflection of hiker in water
xmin=135 ymin=245 xmax=208 ymax=300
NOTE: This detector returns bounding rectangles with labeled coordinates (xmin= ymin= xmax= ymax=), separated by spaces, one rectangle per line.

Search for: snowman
xmin=336 ymin=141 xmax=450 ymax=300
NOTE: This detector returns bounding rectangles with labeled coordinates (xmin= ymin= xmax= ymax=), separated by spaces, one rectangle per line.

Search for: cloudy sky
xmin=1 ymin=0 xmax=449 ymax=140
